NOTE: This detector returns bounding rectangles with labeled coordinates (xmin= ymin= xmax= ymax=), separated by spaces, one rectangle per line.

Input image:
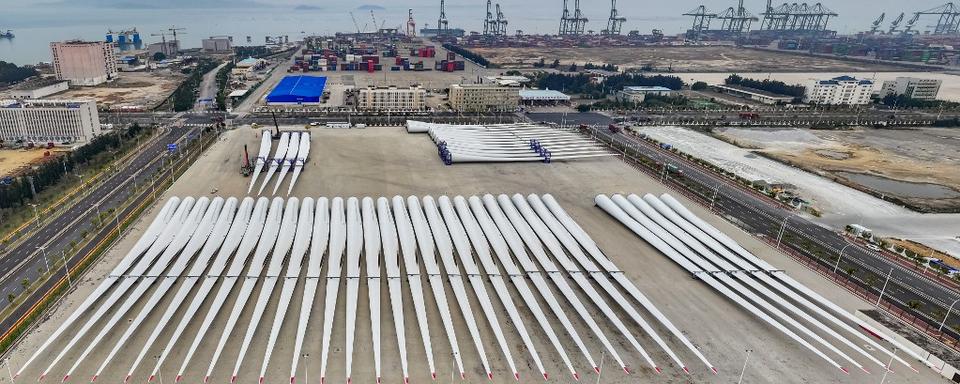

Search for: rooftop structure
xmin=202 ymin=36 xmax=232 ymax=52
xmin=713 ymin=84 xmax=796 ymax=105
xmin=266 ymin=76 xmax=327 ymax=104
xmin=5 ymin=78 xmax=69 ymax=100
xmin=617 ymin=86 xmax=674 ymax=104
xmin=483 ymin=75 xmax=531 ymax=87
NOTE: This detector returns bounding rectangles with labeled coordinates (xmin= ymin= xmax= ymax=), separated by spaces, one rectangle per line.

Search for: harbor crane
xmin=407 ymin=9 xmax=416 ymax=36
xmin=496 ymin=3 xmax=508 ymax=36
xmin=484 ymin=0 xmax=497 ymax=36
xmin=887 ymin=12 xmax=904 ymax=34
xmin=914 ymin=2 xmax=960 ymax=35
xmin=869 ymin=13 xmax=885 ymax=34
xmin=902 ymin=12 xmax=921 ymax=34
xmin=684 ymin=5 xmax=716 ymax=41
xmin=602 ymin=0 xmax=627 ymax=35
xmin=437 ymin=0 xmax=450 ymax=36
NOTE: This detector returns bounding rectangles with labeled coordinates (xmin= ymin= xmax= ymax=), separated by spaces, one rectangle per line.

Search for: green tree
xmin=576 ymin=104 xmax=591 ymax=113
xmin=20 ymin=278 xmax=30 ymax=291
xmin=691 ymin=81 xmax=708 ymax=91
xmin=152 ymin=52 xmax=167 ymax=62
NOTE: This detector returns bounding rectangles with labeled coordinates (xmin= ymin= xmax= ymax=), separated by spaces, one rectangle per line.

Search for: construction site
xmin=5 ymin=123 xmax=951 ymax=384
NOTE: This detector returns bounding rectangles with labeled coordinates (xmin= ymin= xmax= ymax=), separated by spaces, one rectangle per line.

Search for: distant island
xmin=294 ymin=4 xmax=323 ymax=11
xmin=355 ymin=4 xmax=385 ymax=11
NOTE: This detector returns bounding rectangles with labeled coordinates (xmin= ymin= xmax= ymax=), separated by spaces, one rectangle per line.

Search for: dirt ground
xmin=470 ymin=46 xmax=919 ymax=73
xmin=887 ymin=238 xmax=960 ymax=269
xmin=8 ymin=125 xmax=950 ymax=384
xmin=0 ymin=148 xmax=55 ymax=176
xmin=57 ymin=71 xmax=184 ymax=110
xmin=715 ymin=127 xmax=960 ymax=212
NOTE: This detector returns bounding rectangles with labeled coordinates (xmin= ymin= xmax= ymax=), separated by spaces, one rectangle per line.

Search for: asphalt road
xmin=0 ymin=126 xmax=194 ymax=336
xmin=591 ymin=127 xmax=960 ymax=338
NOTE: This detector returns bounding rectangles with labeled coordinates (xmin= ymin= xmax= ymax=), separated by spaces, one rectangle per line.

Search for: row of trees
xmin=169 ymin=59 xmax=219 ymax=112
xmin=725 ymin=74 xmax=805 ymax=97
xmin=214 ymin=62 xmax=236 ymax=111
xmin=442 ymin=44 xmax=491 ymax=67
xmin=0 ymin=124 xmax=151 ymax=210
xmin=535 ymin=72 xmax=685 ymax=99
xmin=0 ymin=61 xmax=39 ymax=85
xmin=579 ymin=94 xmax=690 ymax=111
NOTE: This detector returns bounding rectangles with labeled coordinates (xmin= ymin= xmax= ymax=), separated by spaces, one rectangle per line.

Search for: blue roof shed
xmin=266 ymin=75 xmax=327 ymax=104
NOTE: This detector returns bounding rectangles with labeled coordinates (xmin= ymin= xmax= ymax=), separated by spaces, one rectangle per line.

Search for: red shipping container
xmin=367 ymin=59 xmax=375 ymax=73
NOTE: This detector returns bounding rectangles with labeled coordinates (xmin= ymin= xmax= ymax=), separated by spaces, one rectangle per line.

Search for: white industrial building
xmin=804 ymin=76 xmax=874 ymax=105
xmin=616 ymin=86 xmax=673 ymax=103
xmin=357 ymin=86 xmax=426 ymax=112
xmin=519 ymin=89 xmax=571 ymax=106
xmin=0 ymin=99 xmax=101 ymax=144
xmin=6 ymin=78 xmax=69 ymax=100
xmin=50 ymin=40 xmax=118 ymax=86
xmin=880 ymin=77 xmax=942 ymax=101
xmin=202 ymin=36 xmax=232 ymax=52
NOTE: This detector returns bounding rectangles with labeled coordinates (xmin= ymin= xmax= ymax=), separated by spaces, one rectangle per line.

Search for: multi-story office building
xmin=804 ymin=76 xmax=874 ymax=105
xmin=448 ymin=84 xmax=520 ymax=112
xmin=357 ymin=86 xmax=426 ymax=111
xmin=880 ymin=77 xmax=942 ymax=100
xmin=50 ymin=40 xmax=118 ymax=86
xmin=0 ymin=99 xmax=101 ymax=144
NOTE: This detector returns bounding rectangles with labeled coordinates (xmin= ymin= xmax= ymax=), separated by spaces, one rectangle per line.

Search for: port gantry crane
xmin=602 ymin=0 xmax=627 ymax=35
xmin=484 ymin=0 xmax=498 ymax=36
xmin=887 ymin=12 xmax=904 ymax=34
xmin=571 ymin=0 xmax=588 ymax=35
xmin=914 ymin=2 xmax=960 ymax=35
xmin=437 ymin=0 xmax=450 ymax=36
xmin=407 ymin=9 xmax=416 ymax=36
xmin=683 ymin=5 xmax=716 ymax=41
xmin=496 ymin=4 xmax=508 ymax=36
xmin=868 ymin=13 xmax=885 ymax=34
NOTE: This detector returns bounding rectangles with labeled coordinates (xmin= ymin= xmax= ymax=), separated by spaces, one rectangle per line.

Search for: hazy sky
xmin=5 ymin=0 xmax=954 ymax=34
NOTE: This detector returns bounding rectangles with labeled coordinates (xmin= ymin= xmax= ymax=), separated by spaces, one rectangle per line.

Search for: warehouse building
xmin=50 ymin=40 xmax=118 ymax=86
xmin=712 ymin=84 xmax=796 ymax=105
xmin=448 ymin=84 xmax=519 ymax=112
xmin=202 ymin=36 xmax=232 ymax=52
xmin=0 ymin=99 xmax=101 ymax=144
xmin=519 ymin=89 xmax=571 ymax=106
xmin=616 ymin=86 xmax=674 ymax=103
xmin=880 ymin=77 xmax=942 ymax=101
xmin=6 ymin=78 xmax=70 ymax=100
xmin=266 ymin=75 xmax=327 ymax=104
xmin=805 ymin=76 xmax=873 ymax=105
xmin=357 ymin=86 xmax=426 ymax=112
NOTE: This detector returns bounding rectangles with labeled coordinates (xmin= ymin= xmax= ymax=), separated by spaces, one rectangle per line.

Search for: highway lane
xmin=0 ymin=127 xmax=193 ymax=334
xmin=591 ymin=127 xmax=960 ymax=339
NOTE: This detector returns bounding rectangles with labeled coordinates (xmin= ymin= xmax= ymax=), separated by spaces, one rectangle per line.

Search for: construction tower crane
xmin=407 ymin=9 xmax=416 ymax=36
xmin=914 ymin=3 xmax=960 ymax=35
xmin=887 ymin=12 xmax=904 ymax=34
xmin=496 ymin=4 xmax=508 ymax=36
xmin=167 ymin=26 xmax=185 ymax=54
xmin=149 ymin=33 xmax=170 ymax=57
xmin=437 ymin=0 xmax=449 ymax=36
xmin=602 ymin=0 xmax=627 ymax=35
xmin=484 ymin=0 xmax=497 ymax=36
xmin=869 ymin=13 xmax=885 ymax=34
xmin=684 ymin=5 xmax=716 ymax=41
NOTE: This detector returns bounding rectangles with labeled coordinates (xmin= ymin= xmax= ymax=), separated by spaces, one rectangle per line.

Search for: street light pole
xmin=775 ymin=214 xmax=796 ymax=250
xmin=737 ymin=349 xmax=753 ymax=384
xmin=36 ymin=246 xmax=50 ymax=274
xmin=876 ymin=267 xmax=894 ymax=306
xmin=939 ymin=298 xmax=960 ymax=332
xmin=6 ymin=358 xmax=15 ymax=384
xmin=595 ymin=351 xmax=605 ymax=384
xmin=28 ymin=203 xmax=40 ymax=229
xmin=834 ymin=243 xmax=852 ymax=274
xmin=879 ymin=348 xmax=897 ymax=384
xmin=61 ymin=249 xmax=73 ymax=288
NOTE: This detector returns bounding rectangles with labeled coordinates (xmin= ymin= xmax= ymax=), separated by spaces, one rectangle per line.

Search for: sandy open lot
xmin=471 ymin=46 xmax=919 ymax=73
xmin=7 ymin=126 xmax=948 ymax=384
xmin=716 ymin=127 xmax=960 ymax=212
xmin=0 ymin=148 xmax=55 ymax=176
xmin=57 ymin=71 xmax=184 ymax=111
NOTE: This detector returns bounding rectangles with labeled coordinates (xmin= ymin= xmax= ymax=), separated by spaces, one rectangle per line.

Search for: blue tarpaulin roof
xmin=266 ymin=75 xmax=327 ymax=103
